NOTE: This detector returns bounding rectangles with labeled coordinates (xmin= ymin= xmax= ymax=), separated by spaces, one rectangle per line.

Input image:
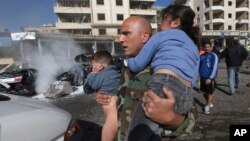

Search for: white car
xmin=0 ymin=92 xmax=81 ymax=141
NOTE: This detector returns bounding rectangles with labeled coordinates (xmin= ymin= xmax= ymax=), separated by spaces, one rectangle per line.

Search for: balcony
xmin=236 ymin=0 xmax=249 ymax=8
xmin=236 ymin=23 xmax=248 ymax=31
xmin=212 ymin=0 xmax=224 ymax=6
xmin=130 ymin=9 xmax=157 ymax=15
xmin=54 ymin=7 xmax=91 ymax=14
xmin=236 ymin=19 xmax=249 ymax=31
xmin=130 ymin=1 xmax=155 ymax=10
xmin=213 ymin=23 xmax=224 ymax=30
xmin=204 ymin=6 xmax=224 ymax=13
xmin=236 ymin=11 xmax=249 ymax=21
xmin=57 ymin=0 xmax=90 ymax=7
xmin=213 ymin=10 xmax=224 ymax=19
xmin=56 ymin=23 xmax=92 ymax=29
xmin=204 ymin=19 xmax=224 ymax=25
xmin=236 ymin=7 xmax=249 ymax=12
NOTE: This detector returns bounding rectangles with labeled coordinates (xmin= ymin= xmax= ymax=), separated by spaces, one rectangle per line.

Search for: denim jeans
xmin=227 ymin=67 xmax=241 ymax=93
xmin=148 ymin=73 xmax=194 ymax=114
xmin=126 ymin=73 xmax=194 ymax=141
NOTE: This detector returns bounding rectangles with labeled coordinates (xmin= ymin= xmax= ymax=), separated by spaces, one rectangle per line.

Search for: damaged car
xmin=0 ymin=68 xmax=37 ymax=96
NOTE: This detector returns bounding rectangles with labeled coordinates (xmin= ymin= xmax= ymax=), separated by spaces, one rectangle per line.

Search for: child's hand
xmin=205 ymin=79 xmax=211 ymax=85
xmin=92 ymin=62 xmax=103 ymax=73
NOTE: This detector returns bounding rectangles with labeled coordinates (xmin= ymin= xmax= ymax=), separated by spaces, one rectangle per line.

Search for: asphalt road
xmin=53 ymin=59 xmax=250 ymax=141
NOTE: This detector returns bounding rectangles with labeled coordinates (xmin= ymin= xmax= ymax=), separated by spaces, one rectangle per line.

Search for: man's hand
xmin=142 ymin=87 xmax=185 ymax=129
xmin=95 ymin=91 xmax=112 ymax=106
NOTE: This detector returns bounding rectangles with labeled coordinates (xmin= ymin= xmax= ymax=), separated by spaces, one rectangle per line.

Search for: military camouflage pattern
xmin=116 ymin=65 xmax=197 ymax=141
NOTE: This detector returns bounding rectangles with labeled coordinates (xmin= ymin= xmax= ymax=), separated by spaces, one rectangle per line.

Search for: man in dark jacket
xmin=220 ymin=39 xmax=248 ymax=95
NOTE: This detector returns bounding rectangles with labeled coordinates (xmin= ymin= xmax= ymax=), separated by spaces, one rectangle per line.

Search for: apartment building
xmin=54 ymin=0 xmax=158 ymax=36
xmin=192 ymin=0 xmax=250 ymax=38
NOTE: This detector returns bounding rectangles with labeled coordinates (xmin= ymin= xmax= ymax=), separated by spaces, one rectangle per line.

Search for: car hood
xmin=0 ymin=93 xmax=72 ymax=141
xmin=0 ymin=93 xmax=66 ymax=112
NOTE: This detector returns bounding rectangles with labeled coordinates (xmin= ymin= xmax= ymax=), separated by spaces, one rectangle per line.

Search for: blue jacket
xmin=127 ymin=29 xmax=200 ymax=87
xmin=83 ymin=65 xmax=120 ymax=96
xmin=199 ymin=52 xmax=219 ymax=80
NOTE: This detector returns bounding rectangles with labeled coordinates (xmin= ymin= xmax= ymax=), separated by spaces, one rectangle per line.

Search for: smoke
xmin=32 ymin=40 xmax=83 ymax=94
xmin=35 ymin=54 xmax=62 ymax=93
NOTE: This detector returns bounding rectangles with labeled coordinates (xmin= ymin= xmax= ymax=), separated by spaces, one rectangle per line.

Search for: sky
xmin=0 ymin=0 xmax=57 ymax=33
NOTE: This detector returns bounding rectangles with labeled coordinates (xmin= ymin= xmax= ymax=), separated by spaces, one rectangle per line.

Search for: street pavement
xmin=53 ymin=59 xmax=250 ymax=141
xmin=186 ymin=59 xmax=250 ymax=141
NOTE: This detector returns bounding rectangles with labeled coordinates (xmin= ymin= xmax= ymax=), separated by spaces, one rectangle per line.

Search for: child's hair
xmin=92 ymin=51 xmax=113 ymax=65
xmin=160 ymin=4 xmax=200 ymax=47
xmin=203 ymin=40 xmax=212 ymax=47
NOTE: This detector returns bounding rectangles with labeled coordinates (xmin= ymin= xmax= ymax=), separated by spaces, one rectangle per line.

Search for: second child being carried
xmin=83 ymin=51 xmax=120 ymax=141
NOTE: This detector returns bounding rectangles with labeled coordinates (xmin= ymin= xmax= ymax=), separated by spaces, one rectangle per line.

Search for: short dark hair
xmin=93 ymin=51 xmax=113 ymax=65
xmin=203 ymin=40 xmax=212 ymax=47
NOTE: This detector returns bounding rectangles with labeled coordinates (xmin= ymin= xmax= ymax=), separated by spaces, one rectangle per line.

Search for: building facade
xmin=192 ymin=0 xmax=250 ymax=39
xmin=54 ymin=0 xmax=158 ymax=36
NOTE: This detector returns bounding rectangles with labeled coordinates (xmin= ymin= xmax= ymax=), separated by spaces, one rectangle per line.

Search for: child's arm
xmin=209 ymin=53 xmax=219 ymax=80
xmin=101 ymin=96 xmax=118 ymax=141
xmin=127 ymin=34 xmax=160 ymax=73
xmin=83 ymin=73 xmax=100 ymax=94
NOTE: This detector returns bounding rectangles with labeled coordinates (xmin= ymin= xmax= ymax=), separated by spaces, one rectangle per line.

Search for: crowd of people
xmin=81 ymin=4 xmax=249 ymax=141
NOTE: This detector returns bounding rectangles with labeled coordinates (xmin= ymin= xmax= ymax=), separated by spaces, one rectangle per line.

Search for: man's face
xmin=119 ymin=20 xmax=146 ymax=57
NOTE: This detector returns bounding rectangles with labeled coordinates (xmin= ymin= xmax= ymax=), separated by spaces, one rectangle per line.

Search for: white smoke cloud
xmin=35 ymin=54 xmax=62 ymax=93
xmin=31 ymin=39 xmax=83 ymax=93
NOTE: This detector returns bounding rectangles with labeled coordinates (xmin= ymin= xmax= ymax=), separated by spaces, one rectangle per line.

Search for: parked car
xmin=0 ymin=92 xmax=81 ymax=141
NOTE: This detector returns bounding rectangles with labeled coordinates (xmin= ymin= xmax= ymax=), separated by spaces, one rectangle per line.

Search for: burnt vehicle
xmin=113 ymin=54 xmax=126 ymax=72
xmin=57 ymin=53 xmax=92 ymax=86
xmin=0 ymin=68 xmax=37 ymax=96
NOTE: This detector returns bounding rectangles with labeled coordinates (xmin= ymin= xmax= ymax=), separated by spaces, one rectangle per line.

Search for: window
xmin=228 ymin=25 xmax=232 ymax=30
xmin=98 ymin=14 xmax=105 ymax=20
xmin=116 ymin=0 xmax=123 ymax=6
xmin=117 ymin=14 xmax=124 ymax=21
xmin=197 ymin=7 xmax=200 ymax=12
xmin=117 ymin=29 xmax=121 ymax=34
xmin=97 ymin=0 xmax=104 ymax=5
xmin=228 ymin=1 xmax=232 ymax=6
xmin=228 ymin=13 xmax=232 ymax=18
xmin=99 ymin=29 xmax=106 ymax=35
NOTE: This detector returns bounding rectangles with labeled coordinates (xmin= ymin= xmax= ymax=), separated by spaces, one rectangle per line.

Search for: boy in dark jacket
xmin=199 ymin=41 xmax=219 ymax=114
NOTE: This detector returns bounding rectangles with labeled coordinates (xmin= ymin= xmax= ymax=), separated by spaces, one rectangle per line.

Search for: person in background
xmin=96 ymin=15 xmax=197 ymax=140
xmin=199 ymin=40 xmax=219 ymax=114
xmin=83 ymin=51 xmax=120 ymax=141
xmin=220 ymin=39 xmax=248 ymax=95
